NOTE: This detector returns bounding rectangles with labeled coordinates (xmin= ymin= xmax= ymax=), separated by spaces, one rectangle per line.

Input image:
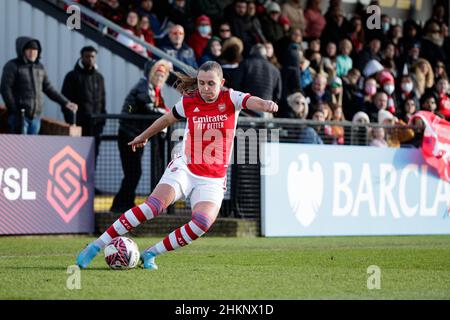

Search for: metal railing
xmin=89 ymin=114 xmax=423 ymax=218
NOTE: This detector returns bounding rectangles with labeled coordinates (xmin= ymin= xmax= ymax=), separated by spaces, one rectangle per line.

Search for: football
xmin=104 ymin=236 xmax=140 ymax=270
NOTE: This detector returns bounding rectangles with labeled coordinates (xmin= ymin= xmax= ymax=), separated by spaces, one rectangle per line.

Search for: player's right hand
xmin=128 ymin=136 xmax=148 ymax=152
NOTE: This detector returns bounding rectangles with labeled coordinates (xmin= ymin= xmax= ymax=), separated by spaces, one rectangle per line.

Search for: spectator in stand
xmin=111 ymin=59 xmax=171 ymax=213
xmin=279 ymin=44 xmax=302 ymax=117
xmin=355 ymin=36 xmax=382 ymax=71
xmin=429 ymin=77 xmax=450 ymax=119
xmin=117 ymin=11 xmax=147 ymax=57
xmin=411 ymin=58 xmax=434 ymax=96
xmin=303 ymin=0 xmax=326 ymax=40
xmin=287 ymin=92 xmax=323 ymax=144
xmin=321 ymin=6 xmax=351 ymax=47
xmin=264 ymin=42 xmax=282 ymax=70
xmin=247 ymin=0 xmax=266 ymax=44
xmin=166 ymin=0 xmax=194 ymax=35
xmin=369 ymin=127 xmax=388 ymax=147
xmin=367 ymin=91 xmax=388 ymax=123
xmin=275 ymin=27 xmax=303 ymax=65
xmin=304 ymin=73 xmax=333 ymax=117
xmin=350 ymin=111 xmax=370 ymax=145
xmin=397 ymin=39 xmax=421 ymax=76
xmin=136 ymin=0 xmax=161 ymax=36
xmin=426 ymin=3 xmax=448 ymax=29
xmin=378 ymin=70 xmax=397 ymax=114
xmin=322 ymin=41 xmax=338 ymax=80
xmin=190 ymin=0 xmax=228 ymax=26
xmin=140 ymin=15 xmax=155 ymax=48
xmin=420 ymin=92 xmax=438 ymax=114
xmin=331 ymin=104 xmax=345 ymax=145
xmin=388 ymin=24 xmax=402 ymax=57
xmin=434 ymin=60 xmax=448 ymax=82
xmin=342 ymin=68 xmax=364 ymax=120
xmin=281 ymin=0 xmax=306 ymax=34
xmin=199 ymin=37 xmax=222 ymax=65
xmin=187 ymin=15 xmax=213 ymax=61
xmin=396 ymin=74 xmax=419 ymax=108
xmin=227 ymin=0 xmax=258 ymax=55
xmin=0 ymin=37 xmax=77 ymax=134
xmin=61 ymin=46 xmax=106 ymax=165
xmin=400 ymin=19 xmax=421 ymax=53
xmin=311 ymin=105 xmax=335 ymax=144
xmin=399 ymin=98 xmax=417 ymax=124
xmin=240 ymin=44 xmax=282 ymax=117
xmin=219 ymin=36 xmax=244 ymax=89
xmin=160 ymin=25 xmax=197 ymax=69
xmin=298 ymin=49 xmax=315 ymax=89
xmin=101 ymin=0 xmax=126 ymax=26
xmin=348 ymin=16 xmax=365 ymax=54
xmin=381 ymin=42 xmax=398 ymax=78
xmin=217 ymin=22 xmax=233 ymax=42
xmin=330 ymin=76 xmax=343 ymax=108
xmin=261 ymin=2 xmax=284 ymax=45
xmin=336 ymin=38 xmax=353 ymax=77
xmin=420 ymin=21 xmax=447 ymax=69
xmin=305 ymin=38 xmax=323 ymax=74
xmin=378 ymin=109 xmax=415 ymax=148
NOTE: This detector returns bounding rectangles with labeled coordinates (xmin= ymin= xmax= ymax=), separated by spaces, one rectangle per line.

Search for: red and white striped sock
xmin=94 ymin=196 xmax=164 ymax=248
xmin=144 ymin=211 xmax=215 ymax=257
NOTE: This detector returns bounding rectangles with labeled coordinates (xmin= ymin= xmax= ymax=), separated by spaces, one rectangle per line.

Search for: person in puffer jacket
xmin=0 ymin=36 xmax=77 ymax=134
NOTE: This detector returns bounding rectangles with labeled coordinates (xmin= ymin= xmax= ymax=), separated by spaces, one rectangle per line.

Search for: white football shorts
xmin=158 ymin=156 xmax=226 ymax=209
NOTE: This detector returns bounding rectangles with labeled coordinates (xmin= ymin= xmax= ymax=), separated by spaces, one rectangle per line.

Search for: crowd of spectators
xmin=74 ymin=0 xmax=450 ymax=147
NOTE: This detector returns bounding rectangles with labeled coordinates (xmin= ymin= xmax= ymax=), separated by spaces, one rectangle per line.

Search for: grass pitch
xmin=0 ymin=235 xmax=449 ymax=300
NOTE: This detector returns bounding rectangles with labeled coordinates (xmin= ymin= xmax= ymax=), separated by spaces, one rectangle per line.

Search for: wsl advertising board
xmin=261 ymin=143 xmax=450 ymax=236
xmin=0 ymin=135 xmax=95 ymax=235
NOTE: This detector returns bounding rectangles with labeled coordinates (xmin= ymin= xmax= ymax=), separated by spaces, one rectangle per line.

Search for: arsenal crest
xmin=218 ymin=103 xmax=226 ymax=112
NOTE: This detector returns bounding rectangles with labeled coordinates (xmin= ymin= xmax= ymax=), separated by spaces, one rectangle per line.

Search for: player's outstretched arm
xmin=245 ymin=96 xmax=278 ymax=114
xmin=128 ymin=111 xmax=178 ymax=152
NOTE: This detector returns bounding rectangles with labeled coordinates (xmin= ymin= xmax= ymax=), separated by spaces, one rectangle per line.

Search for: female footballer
xmin=77 ymin=61 xmax=278 ymax=269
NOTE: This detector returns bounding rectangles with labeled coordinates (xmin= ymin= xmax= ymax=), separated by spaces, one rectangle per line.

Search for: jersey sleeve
xmin=172 ymin=98 xmax=185 ymax=120
xmin=229 ymin=88 xmax=251 ymax=111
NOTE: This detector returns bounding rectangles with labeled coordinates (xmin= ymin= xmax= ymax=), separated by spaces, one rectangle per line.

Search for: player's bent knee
xmin=144 ymin=195 xmax=165 ymax=217
xmin=192 ymin=211 xmax=216 ymax=233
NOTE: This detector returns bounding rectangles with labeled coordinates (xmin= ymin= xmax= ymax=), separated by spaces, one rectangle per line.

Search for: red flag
xmin=409 ymin=111 xmax=450 ymax=182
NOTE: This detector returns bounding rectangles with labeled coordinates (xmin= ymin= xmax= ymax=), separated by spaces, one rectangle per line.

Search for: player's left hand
xmin=266 ymin=101 xmax=278 ymax=113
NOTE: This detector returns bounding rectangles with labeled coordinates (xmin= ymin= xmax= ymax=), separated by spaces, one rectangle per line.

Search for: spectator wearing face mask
xmin=396 ymin=74 xmax=419 ymax=108
xmin=378 ymin=70 xmax=397 ymax=115
xmin=187 ymin=15 xmax=213 ymax=61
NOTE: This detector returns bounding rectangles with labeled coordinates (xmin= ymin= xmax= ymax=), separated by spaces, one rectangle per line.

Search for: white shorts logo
xmin=287 ymin=154 xmax=324 ymax=227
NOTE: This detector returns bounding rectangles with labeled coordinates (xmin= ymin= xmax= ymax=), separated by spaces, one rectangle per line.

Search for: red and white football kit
xmin=159 ymin=88 xmax=251 ymax=208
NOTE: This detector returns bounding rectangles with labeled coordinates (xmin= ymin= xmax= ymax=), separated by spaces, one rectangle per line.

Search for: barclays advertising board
xmin=261 ymin=143 xmax=450 ymax=237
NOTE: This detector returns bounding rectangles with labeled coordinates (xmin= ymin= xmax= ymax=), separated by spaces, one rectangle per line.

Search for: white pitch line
xmin=0 ymin=253 xmax=74 ymax=259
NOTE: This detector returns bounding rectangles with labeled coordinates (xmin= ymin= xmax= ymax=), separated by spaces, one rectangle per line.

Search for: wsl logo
xmin=287 ymin=154 xmax=324 ymax=227
xmin=47 ymin=146 xmax=89 ymax=223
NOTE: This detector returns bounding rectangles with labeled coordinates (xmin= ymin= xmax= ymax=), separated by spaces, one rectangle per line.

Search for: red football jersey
xmin=173 ymin=88 xmax=251 ymax=178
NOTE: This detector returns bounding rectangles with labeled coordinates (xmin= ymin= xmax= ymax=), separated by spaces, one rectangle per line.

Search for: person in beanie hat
xmin=187 ymin=15 xmax=212 ymax=61
xmin=378 ymin=70 xmax=397 ymax=114
xmin=1 ymin=37 xmax=77 ymax=134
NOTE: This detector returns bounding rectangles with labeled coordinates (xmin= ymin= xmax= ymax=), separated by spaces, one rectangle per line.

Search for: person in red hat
xmin=187 ymin=15 xmax=212 ymax=61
